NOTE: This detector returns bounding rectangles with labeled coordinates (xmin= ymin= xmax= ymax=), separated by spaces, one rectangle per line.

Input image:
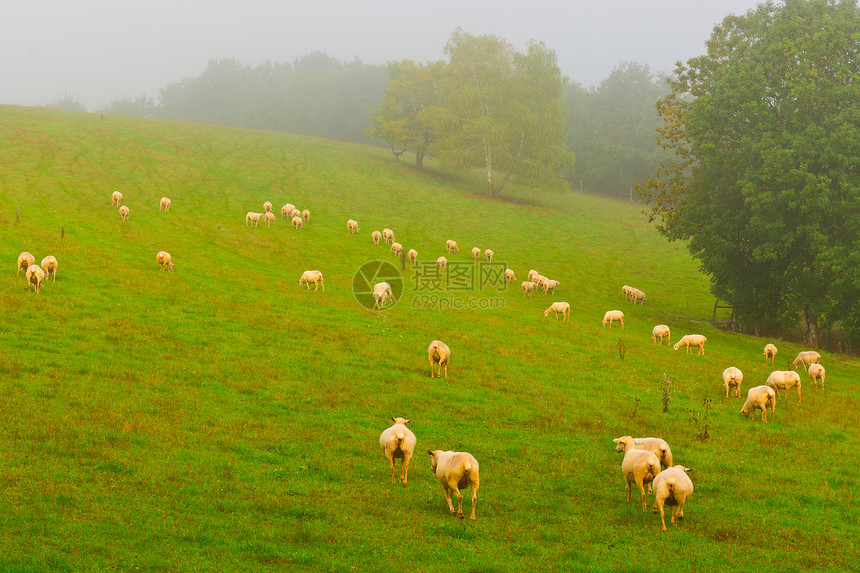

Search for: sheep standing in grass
xmin=528 ymin=270 xmax=540 ymax=283
xmin=428 ymin=449 xmax=480 ymax=520
xmin=408 ymin=249 xmax=418 ymax=266
xmin=792 ymin=351 xmax=821 ymax=369
xmin=17 ymin=252 xmax=35 ymax=277
xmin=436 ymin=256 xmax=447 ymax=272
xmin=766 ymin=370 xmax=802 ymax=403
xmin=263 ymin=201 xmax=273 ymax=213
xmin=291 ymin=215 xmax=303 ymax=230
xmin=371 ymin=230 xmax=382 ymax=244
xmin=40 ymin=256 xmax=58 ymax=281
xmin=505 ymin=269 xmax=516 ymax=284
xmin=290 ymin=208 xmax=301 ymax=219
xmin=302 ymin=209 xmax=310 ymax=223
xmin=246 ymin=212 xmax=263 ymax=227
xmin=522 ymin=281 xmax=536 ymax=297
xmin=471 ymin=247 xmax=481 ymax=261
xmin=446 ymin=240 xmax=459 ymax=254
xmin=347 ymin=219 xmax=360 ymax=234
xmin=299 ymin=270 xmax=324 ymax=292
xmin=808 ymin=363 xmax=825 ymax=389
xmin=112 ymin=191 xmax=123 ymax=206
xmin=652 ymin=466 xmax=693 ymax=532
xmin=119 ymin=205 xmax=130 ymax=221
xmin=613 ymin=436 xmax=674 ymax=471
xmin=373 ymin=282 xmax=392 ymax=310
xmin=485 ymin=249 xmax=494 ymax=262
xmin=382 ymin=228 xmax=395 ymax=244
xmin=618 ymin=447 xmax=661 ymax=511
xmin=428 ymin=340 xmax=450 ymax=378
xmin=390 ymin=242 xmax=403 ymax=257
xmin=630 ymin=288 xmax=646 ymax=305
xmin=160 ymin=196 xmax=171 ymax=212
xmin=281 ymin=204 xmax=294 ymax=219
xmin=764 ymin=343 xmax=778 ymax=364
xmin=25 ymin=264 xmax=46 ymax=293
xmin=542 ymin=279 xmax=560 ymax=294
xmin=741 ymin=385 xmax=776 ymax=422
xmin=602 ymin=310 xmax=624 ymax=329
xmin=673 ymin=334 xmax=707 ymax=355
xmin=722 ymin=367 xmax=743 ymax=398
xmin=622 ymin=285 xmax=633 ymax=300
xmin=544 ymin=302 xmax=570 ymax=321
xmin=651 ymin=325 xmax=670 ymax=345
xmin=156 ymin=251 xmax=174 ymax=272
xmin=380 ymin=418 xmax=417 ymax=487
xmin=264 ymin=212 xmax=276 ymax=227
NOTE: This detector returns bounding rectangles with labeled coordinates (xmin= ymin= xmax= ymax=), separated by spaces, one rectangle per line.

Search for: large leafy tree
xmin=639 ymin=0 xmax=860 ymax=346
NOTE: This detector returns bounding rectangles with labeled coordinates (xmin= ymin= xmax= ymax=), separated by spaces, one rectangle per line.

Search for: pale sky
xmin=1 ymin=0 xmax=767 ymax=109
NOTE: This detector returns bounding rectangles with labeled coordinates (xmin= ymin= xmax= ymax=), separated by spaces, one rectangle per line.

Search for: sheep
xmin=281 ymin=204 xmax=294 ymax=219
xmin=373 ymin=282 xmax=392 ymax=310
xmin=428 ymin=340 xmax=450 ymax=378
xmin=673 ymin=334 xmax=707 ymax=355
xmin=505 ymin=269 xmax=516 ymax=284
xmin=542 ymin=279 xmax=560 ymax=294
xmin=652 ymin=466 xmax=694 ymax=532
xmin=764 ymin=343 xmax=778 ymax=364
xmin=722 ymin=366 xmax=743 ymax=398
xmin=408 ymin=249 xmax=418 ymax=266
xmin=160 ymin=196 xmax=171 ymax=212
xmin=380 ymin=418 xmax=417 ymax=487
xmin=263 ymin=201 xmax=273 ymax=213
xmin=808 ymin=363 xmax=825 ymax=390
xmin=347 ymin=219 xmax=360 ymax=234
xmin=651 ymin=325 xmax=671 ymax=345
xmin=264 ymin=212 xmax=276 ymax=227
xmin=446 ymin=240 xmax=459 ymax=254
xmin=156 ymin=251 xmax=174 ymax=272
xmin=602 ymin=310 xmax=624 ymax=329
xmin=371 ymin=230 xmax=382 ymax=244
xmin=741 ymin=385 xmax=776 ymax=422
xmin=111 ymin=191 xmax=123 ymax=206
xmin=528 ymin=270 xmax=540 ymax=283
xmin=246 ymin=212 xmax=263 ymax=226
xmin=290 ymin=208 xmax=301 ymax=219
xmin=291 ymin=215 xmax=303 ymax=230
xmin=471 ymin=247 xmax=481 ymax=261
xmin=544 ymin=302 xmax=570 ymax=321
xmin=302 ymin=209 xmax=310 ymax=223
xmin=629 ymin=288 xmax=646 ymax=305
xmin=521 ymin=281 xmax=536 ymax=297
xmin=389 ymin=242 xmax=403 ymax=257
xmin=25 ymin=264 xmax=45 ymax=294
xmin=613 ymin=435 xmax=674 ymax=471
xmin=792 ymin=350 xmax=821 ymax=370
xmin=485 ymin=249 xmax=494 ymax=262
xmin=119 ymin=205 xmax=130 ymax=221
xmin=766 ymin=370 xmax=802 ymax=403
xmin=533 ymin=275 xmax=549 ymax=290
xmin=17 ymin=252 xmax=35 ymax=277
xmin=436 ymin=256 xmax=447 ymax=272
xmin=428 ymin=449 xmax=480 ymax=520
xmin=298 ymin=270 xmax=324 ymax=292
xmin=618 ymin=447 xmax=661 ymax=512
xmin=40 ymin=256 xmax=58 ymax=281
xmin=382 ymin=228 xmax=395 ymax=244
xmin=622 ymin=285 xmax=633 ymax=300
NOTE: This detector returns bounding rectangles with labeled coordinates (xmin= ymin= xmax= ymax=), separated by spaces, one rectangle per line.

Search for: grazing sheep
xmin=298 ymin=270 xmax=324 ymax=292
xmin=291 ymin=215 xmax=303 ymax=230
xmin=766 ymin=370 xmax=802 ymax=403
xmin=281 ymin=204 xmax=294 ymax=219
xmin=246 ymin=212 xmax=263 ymax=226
xmin=347 ymin=219 xmax=360 ymax=234
xmin=302 ymin=209 xmax=310 ymax=223
xmin=160 ymin=196 xmax=171 ymax=212
xmin=618 ymin=447 xmax=661 ymax=512
xmin=622 ymin=285 xmax=633 ymax=300
xmin=485 ymin=249 xmax=494 ymax=262
xmin=651 ymin=325 xmax=671 ymax=345
xmin=764 ymin=343 xmax=778 ymax=364
xmin=673 ymin=334 xmax=707 ymax=355
xmin=25 ymin=264 xmax=46 ymax=293
xmin=372 ymin=230 xmax=382 ymax=244
xmin=544 ymin=302 xmax=570 ymax=321
xmin=741 ymin=385 xmax=776 ymax=422
xmin=602 ymin=310 xmax=624 ymax=329
xmin=380 ymin=418 xmax=417 ymax=487
xmin=373 ymin=282 xmax=392 ymax=310
xmin=40 ymin=256 xmax=58 ymax=281
xmin=722 ymin=367 xmax=743 ymax=398
xmin=471 ymin=247 xmax=481 ymax=261
xmin=390 ymin=242 xmax=403 ymax=257
xmin=112 ymin=191 xmax=123 ymax=206
xmin=521 ymin=281 xmax=536 ymax=297
xmin=264 ymin=212 xmax=276 ymax=227
xmin=533 ymin=275 xmax=549 ymax=290
xmin=652 ymin=466 xmax=694 ymax=532
xmin=263 ymin=201 xmax=273 ymax=213
xmin=428 ymin=340 xmax=450 ymax=378
xmin=505 ymin=269 xmax=516 ymax=284
xmin=290 ymin=208 xmax=301 ymax=219
xmin=528 ymin=270 xmax=540 ymax=283
xmin=542 ymin=279 xmax=560 ymax=294
xmin=408 ymin=249 xmax=418 ymax=266
xmin=17 ymin=252 xmax=35 ymax=277
xmin=792 ymin=350 xmax=821 ymax=369
xmin=613 ymin=436 xmax=674 ymax=471
xmin=436 ymin=256 xmax=447 ymax=271
xmin=119 ymin=205 xmax=130 ymax=221
xmin=428 ymin=450 xmax=480 ymax=520
xmin=808 ymin=363 xmax=825 ymax=390
xmin=382 ymin=228 xmax=395 ymax=244
xmin=156 ymin=251 xmax=174 ymax=272
xmin=629 ymin=288 xmax=646 ymax=305
xmin=446 ymin=240 xmax=460 ymax=254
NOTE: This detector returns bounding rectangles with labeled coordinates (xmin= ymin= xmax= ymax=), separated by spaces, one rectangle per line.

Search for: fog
xmin=1 ymin=0 xmax=765 ymax=109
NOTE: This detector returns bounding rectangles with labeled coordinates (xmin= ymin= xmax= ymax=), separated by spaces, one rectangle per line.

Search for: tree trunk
xmin=416 ymin=152 xmax=424 ymax=170
xmin=484 ymin=138 xmax=496 ymax=198
xmin=801 ymin=305 xmax=819 ymax=348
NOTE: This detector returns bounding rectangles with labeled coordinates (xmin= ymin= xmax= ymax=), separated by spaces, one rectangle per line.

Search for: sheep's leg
xmin=725 ymin=386 xmax=729 ymax=398
xmin=443 ymin=363 xmax=447 ymax=378
xmin=448 ymin=480 xmax=464 ymax=518
xmin=401 ymin=452 xmax=411 ymax=487
xmin=470 ymin=482 xmax=478 ymax=520
xmin=796 ymin=386 xmax=801 ymax=404
xmin=443 ymin=485 xmax=456 ymax=515
xmin=638 ymin=480 xmax=648 ymax=511
xmin=658 ymin=499 xmax=667 ymax=532
xmin=626 ymin=478 xmax=632 ymax=502
xmin=429 ymin=358 xmax=435 ymax=378
xmin=387 ymin=453 xmax=396 ymax=484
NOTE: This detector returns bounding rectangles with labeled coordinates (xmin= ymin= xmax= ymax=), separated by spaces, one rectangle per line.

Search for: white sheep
xmin=382 ymin=228 xmax=395 ymax=244
xmin=722 ymin=366 xmax=743 ymax=398
xmin=264 ymin=212 xmax=276 ymax=227
xmin=622 ymin=285 xmax=633 ymax=300
xmin=651 ymin=466 xmax=694 ymax=532
xmin=484 ymin=249 xmax=494 ymax=262
xmin=741 ymin=385 xmax=776 ymax=422
xmin=17 ymin=252 xmax=35 ymax=277
xmin=290 ymin=208 xmax=301 ymax=219
xmin=281 ymin=204 xmax=294 ymax=219
xmin=40 ymin=256 xmax=58 ymax=281
xmin=471 ymin=247 xmax=481 ymax=261
xmin=380 ymin=417 xmax=417 ymax=487
xmin=111 ymin=191 xmax=123 ymax=206
xmin=533 ymin=275 xmax=549 ymax=290
xmin=673 ymin=334 xmax=707 ymax=355
xmin=521 ymin=281 xmax=536 ymax=297
xmin=629 ymin=288 xmax=646 ymax=305
xmin=119 ymin=205 xmax=130 ymax=221
xmin=602 ymin=310 xmax=624 ymax=329
xmin=428 ymin=449 xmax=480 ymax=520
xmin=347 ymin=219 xmax=360 ymax=234
xmin=25 ymin=264 xmax=46 ymax=293
xmin=651 ymin=325 xmax=671 ymax=345
xmin=542 ymin=279 xmax=560 ymax=294
xmin=371 ymin=230 xmax=382 ymax=244
xmin=389 ymin=242 xmax=403 ymax=257
xmin=263 ymin=201 xmax=273 ymax=213
xmin=160 ymin=196 xmax=171 ymax=212
xmin=446 ymin=240 xmax=459 ymax=254
xmin=246 ymin=212 xmax=263 ymax=226
xmin=302 ymin=209 xmax=310 ymax=223
xmin=408 ymin=249 xmax=418 ymax=266
xmin=505 ymin=269 xmax=516 ymax=284
xmin=618 ymin=447 xmax=661 ymax=511
xmin=808 ymin=363 xmax=825 ymax=390
xmin=298 ymin=270 xmax=324 ymax=292
xmin=792 ymin=350 xmax=821 ymax=369
xmin=544 ymin=302 xmax=570 ymax=321
xmin=291 ymin=215 xmax=303 ymax=230
xmin=766 ymin=370 xmax=802 ymax=403
xmin=613 ymin=436 xmax=674 ymax=470
xmin=528 ymin=270 xmax=540 ymax=283
xmin=436 ymin=256 xmax=447 ymax=272
xmin=764 ymin=343 xmax=778 ymax=364
xmin=156 ymin=251 xmax=174 ymax=272
xmin=373 ymin=282 xmax=392 ymax=310
xmin=428 ymin=340 xmax=450 ymax=378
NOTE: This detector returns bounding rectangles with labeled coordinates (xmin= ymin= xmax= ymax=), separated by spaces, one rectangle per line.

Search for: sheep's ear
xmin=391 ymin=417 xmax=396 ymax=423
xmin=404 ymin=419 xmax=411 ymax=424
xmin=612 ymin=438 xmax=620 ymax=443
xmin=427 ymin=450 xmax=434 ymax=456
xmin=683 ymin=467 xmax=691 ymax=472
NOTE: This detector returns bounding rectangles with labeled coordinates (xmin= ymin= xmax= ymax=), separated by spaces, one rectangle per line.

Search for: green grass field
xmin=0 ymin=105 xmax=857 ymax=572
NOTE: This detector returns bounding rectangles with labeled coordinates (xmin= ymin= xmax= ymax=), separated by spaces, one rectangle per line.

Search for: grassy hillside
xmin=0 ymin=105 xmax=857 ymax=572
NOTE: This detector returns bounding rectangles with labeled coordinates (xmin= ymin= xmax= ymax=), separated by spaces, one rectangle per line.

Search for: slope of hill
xmin=0 ymin=106 xmax=857 ymax=571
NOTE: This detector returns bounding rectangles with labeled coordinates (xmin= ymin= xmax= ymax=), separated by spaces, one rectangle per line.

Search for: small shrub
xmin=631 ymin=397 xmax=641 ymax=419
xmin=661 ymin=373 xmax=672 ymax=413
xmin=617 ymin=337 xmax=626 ymax=360
xmin=689 ymin=397 xmax=713 ymax=441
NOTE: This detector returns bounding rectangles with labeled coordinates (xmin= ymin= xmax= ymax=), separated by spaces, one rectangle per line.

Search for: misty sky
xmin=2 ymin=0 xmax=766 ymax=109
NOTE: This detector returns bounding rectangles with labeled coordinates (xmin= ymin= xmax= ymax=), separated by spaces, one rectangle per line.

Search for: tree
xmin=638 ymin=0 xmax=860 ymax=347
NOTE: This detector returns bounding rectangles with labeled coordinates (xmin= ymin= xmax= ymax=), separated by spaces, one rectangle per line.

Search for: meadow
xmin=0 ymin=105 xmax=857 ymax=572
